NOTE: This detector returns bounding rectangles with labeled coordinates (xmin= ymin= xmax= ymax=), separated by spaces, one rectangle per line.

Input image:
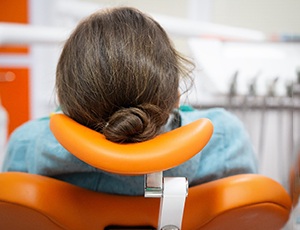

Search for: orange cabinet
xmin=0 ymin=0 xmax=30 ymax=136
xmin=0 ymin=68 xmax=30 ymax=135
xmin=0 ymin=0 xmax=29 ymax=54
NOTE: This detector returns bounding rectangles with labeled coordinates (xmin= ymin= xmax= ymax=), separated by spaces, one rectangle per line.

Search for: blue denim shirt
xmin=2 ymin=106 xmax=257 ymax=195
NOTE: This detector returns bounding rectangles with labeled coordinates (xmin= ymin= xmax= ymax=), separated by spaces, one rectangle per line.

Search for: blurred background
xmin=0 ymin=0 xmax=300 ymax=228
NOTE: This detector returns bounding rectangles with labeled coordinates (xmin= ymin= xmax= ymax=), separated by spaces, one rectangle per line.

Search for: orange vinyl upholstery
xmin=0 ymin=114 xmax=292 ymax=229
xmin=49 ymin=114 xmax=214 ymax=174
xmin=0 ymin=173 xmax=291 ymax=230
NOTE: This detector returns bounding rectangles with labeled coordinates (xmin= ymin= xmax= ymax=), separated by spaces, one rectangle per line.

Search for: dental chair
xmin=0 ymin=114 xmax=292 ymax=230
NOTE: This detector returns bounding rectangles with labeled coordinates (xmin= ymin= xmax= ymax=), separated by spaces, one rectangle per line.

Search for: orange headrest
xmin=50 ymin=114 xmax=213 ymax=175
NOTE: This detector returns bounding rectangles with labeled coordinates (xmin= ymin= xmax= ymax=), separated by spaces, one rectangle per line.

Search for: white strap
xmin=158 ymin=177 xmax=188 ymax=230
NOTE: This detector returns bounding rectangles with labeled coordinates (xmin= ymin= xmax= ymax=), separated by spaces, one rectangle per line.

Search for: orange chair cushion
xmin=0 ymin=172 xmax=292 ymax=230
xmin=50 ymin=114 xmax=214 ymax=175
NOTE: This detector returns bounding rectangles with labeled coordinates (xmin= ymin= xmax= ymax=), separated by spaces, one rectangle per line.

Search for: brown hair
xmin=56 ymin=7 xmax=193 ymax=143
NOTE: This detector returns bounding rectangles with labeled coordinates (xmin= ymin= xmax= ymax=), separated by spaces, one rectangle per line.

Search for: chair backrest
xmin=0 ymin=172 xmax=291 ymax=230
xmin=0 ymin=114 xmax=292 ymax=229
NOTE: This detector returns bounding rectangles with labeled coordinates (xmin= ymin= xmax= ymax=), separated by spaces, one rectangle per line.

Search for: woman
xmin=2 ymin=7 xmax=257 ymax=195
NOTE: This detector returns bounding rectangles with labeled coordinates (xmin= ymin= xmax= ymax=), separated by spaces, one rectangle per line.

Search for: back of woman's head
xmin=56 ymin=7 xmax=193 ymax=143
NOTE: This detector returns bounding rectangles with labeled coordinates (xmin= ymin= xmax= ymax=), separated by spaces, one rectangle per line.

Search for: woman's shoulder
xmin=9 ymin=116 xmax=51 ymax=142
xmin=179 ymin=104 xmax=231 ymax=118
xmin=179 ymin=105 xmax=243 ymax=134
xmin=2 ymin=116 xmax=52 ymax=172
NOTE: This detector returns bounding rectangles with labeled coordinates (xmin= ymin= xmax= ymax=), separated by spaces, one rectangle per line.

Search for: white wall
xmin=211 ymin=0 xmax=300 ymax=34
xmin=27 ymin=0 xmax=300 ymax=117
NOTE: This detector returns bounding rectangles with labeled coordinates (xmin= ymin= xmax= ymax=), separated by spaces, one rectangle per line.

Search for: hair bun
xmin=102 ymin=104 xmax=168 ymax=143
